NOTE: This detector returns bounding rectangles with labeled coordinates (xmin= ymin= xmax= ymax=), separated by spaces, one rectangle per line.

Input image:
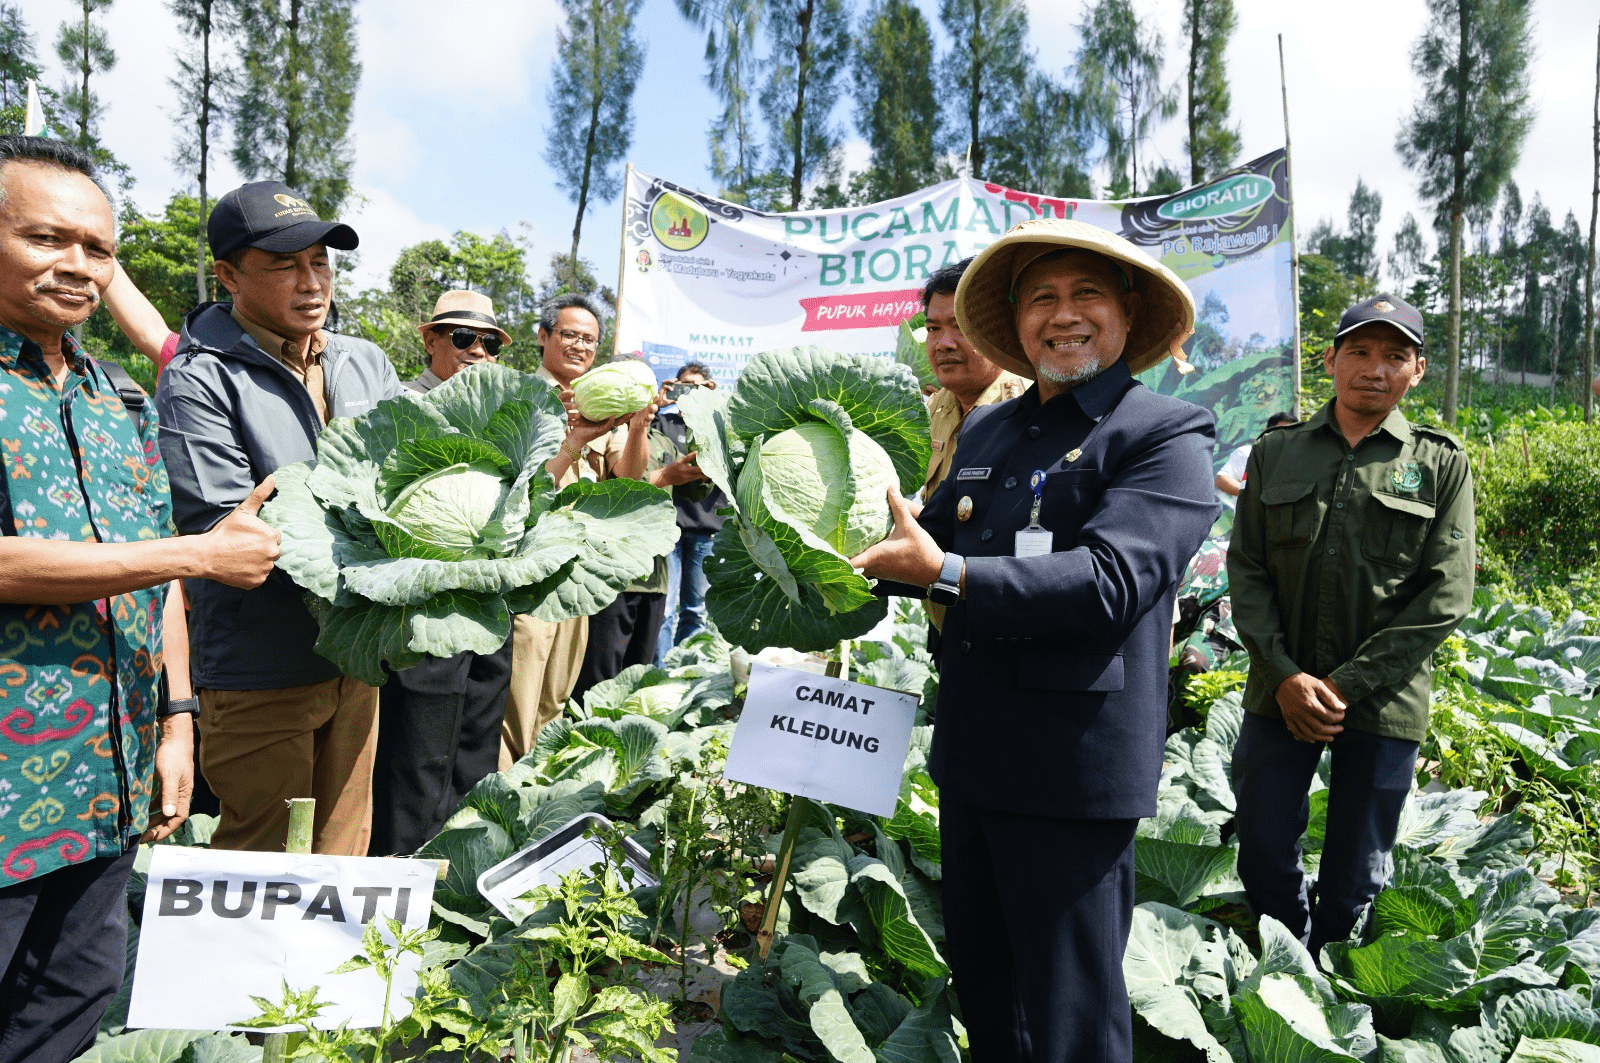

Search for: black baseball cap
xmin=1335 ymin=293 xmax=1424 ymax=348
xmin=207 ymin=180 xmax=359 ymax=261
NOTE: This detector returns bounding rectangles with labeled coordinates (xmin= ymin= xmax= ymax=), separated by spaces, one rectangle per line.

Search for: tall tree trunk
xmin=1187 ymin=0 xmax=1201 ymax=185
xmin=967 ymin=0 xmax=983 ymax=178
xmin=77 ymin=1 xmax=90 ymax=147
xmin=196 ymin=1 xmax=212 ymax=305
xmin=283 ymin=0 xmax=302 ymax=189
xmin=1443 ymin=2 xmax=1470 ymax=426
xmin=570 ymin=0 xmax=603 ymax=288
xmin=1586 ymin=19 xmax=1598 ymax=422
xmin=788 ymin=0 xmax=814 ymax=210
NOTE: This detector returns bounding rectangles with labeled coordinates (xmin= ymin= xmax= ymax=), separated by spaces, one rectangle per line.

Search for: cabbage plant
xmin=261 ymin=363 xmax=679 ymax=684
xmin=679 ymin=346 xmax=929 ymax=652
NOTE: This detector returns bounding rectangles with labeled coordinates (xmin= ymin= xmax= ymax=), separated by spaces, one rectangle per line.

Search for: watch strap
xmin=159 ymin=696 xmax=201 ymax=718
xmin=928 ymin=551 xmax=964 ymax=605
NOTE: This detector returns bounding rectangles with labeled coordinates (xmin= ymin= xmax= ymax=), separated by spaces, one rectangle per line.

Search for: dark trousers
xmin=372 ymin=634 xmax=514 ymax=856
xmin=941 ymin=797 xmax=1137 ymax=1063
xmin=572 ymin=591 xmax=666 ymax=704
xmin=0 ymin=850 xmax=136 ymax=1063
xmin=1232 ymin=712 xmax=1419 ymax=956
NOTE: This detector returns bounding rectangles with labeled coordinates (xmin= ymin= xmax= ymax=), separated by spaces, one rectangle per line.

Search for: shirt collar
xmin=230 ymin=307 xmax=326 ymax=368
xmin=1313 ymin=399 xmax=1414 ymax=446
xmin=0 ymin=322 xmax=88 ymax=378
xmin=999 ymin=359 xmax=1133 ymax=421
xmin=411 ymin=366 xmax=445 ymax=393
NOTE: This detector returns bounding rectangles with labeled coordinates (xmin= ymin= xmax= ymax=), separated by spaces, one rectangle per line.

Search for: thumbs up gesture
xmin=199 ymin=476 xmax=282 ymax=588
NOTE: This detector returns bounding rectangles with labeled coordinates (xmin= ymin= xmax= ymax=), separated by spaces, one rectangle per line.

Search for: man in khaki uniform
xmin=500 ymin=293 xmax=612 ymax=768
xmin=919 ymin=258 xmax=1025 ymax=631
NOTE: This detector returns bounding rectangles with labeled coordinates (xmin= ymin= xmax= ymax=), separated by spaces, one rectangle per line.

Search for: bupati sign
xmin=616 ymin=153 xmax=1297 ymax=463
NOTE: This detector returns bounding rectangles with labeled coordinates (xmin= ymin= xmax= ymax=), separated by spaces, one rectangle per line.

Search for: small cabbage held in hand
xmin=571 ymin=359 xmax=658 ymax=420
xmin=679 ymin=346 xmax=930 ymax=653
xmin=260 ymin=363 xmax=679 ymax=684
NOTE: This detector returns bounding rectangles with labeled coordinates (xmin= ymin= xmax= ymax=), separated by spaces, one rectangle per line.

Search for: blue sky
xmin=14 ymin=0 xmax=1595 ymax=300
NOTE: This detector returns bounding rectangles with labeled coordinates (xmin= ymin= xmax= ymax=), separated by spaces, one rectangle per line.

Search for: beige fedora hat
xmin=953 ymin=218 xmax=1195 ymax=380
xmin=417 ymin=289 xmax=513 ymax=346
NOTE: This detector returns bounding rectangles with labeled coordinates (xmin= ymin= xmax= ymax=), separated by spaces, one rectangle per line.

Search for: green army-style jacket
xmin=1227 ymin=401 xmax=1475 ymax=741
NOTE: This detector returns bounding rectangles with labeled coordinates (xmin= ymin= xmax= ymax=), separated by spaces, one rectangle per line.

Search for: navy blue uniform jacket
xmin=913 ymin=361 xmax=1218 ymax=820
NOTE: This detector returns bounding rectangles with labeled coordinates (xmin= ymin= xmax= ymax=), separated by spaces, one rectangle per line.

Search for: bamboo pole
xmin=1279 ymin=34 xmax=1304 ymax=419
xmin=755 ymin=641 xmax=852 ymax=959
xmin=262 ymin=799 xmax=315 ymax=1063
xmin=612 ymin=162 xmax=634 ymax=361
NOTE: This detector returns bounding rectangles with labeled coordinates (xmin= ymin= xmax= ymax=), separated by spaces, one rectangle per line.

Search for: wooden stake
xmin=1279 ymin=34 xmax=1304 ymax=419
xmin=613 ymin=162 xmax=634 ymax=362
xmin=1584 ymin=21 xmax=1598 ymax=423
xmin=262 ymin=799 xmax=316 ymax=1063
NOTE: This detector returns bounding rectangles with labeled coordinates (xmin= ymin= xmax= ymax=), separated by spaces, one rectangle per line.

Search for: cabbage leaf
xmin=262 ymin=363 xmax=679 ymax=683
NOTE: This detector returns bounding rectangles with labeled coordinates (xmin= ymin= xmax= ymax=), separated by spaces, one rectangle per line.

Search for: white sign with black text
xmin=128 ymin=847 xmax=437 ymax=1031
xmin=722 ymin=661 xmax=918 ymax=817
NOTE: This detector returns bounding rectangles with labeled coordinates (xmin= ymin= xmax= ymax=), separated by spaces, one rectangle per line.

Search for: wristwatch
xmin=927 ymin=552 xmax=964 ymax=606
xmin=158 ymin=696 xmax=201 ymax=719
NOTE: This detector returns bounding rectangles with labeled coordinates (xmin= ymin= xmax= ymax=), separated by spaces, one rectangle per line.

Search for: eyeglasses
xmin=443 ymin=327 xmax=503 ymax=357
xmin=555 ymin=328 xmax=599 ymax=349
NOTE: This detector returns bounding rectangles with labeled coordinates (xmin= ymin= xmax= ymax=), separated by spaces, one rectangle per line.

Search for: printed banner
xmin=616 ymin=151 xmax=1297 ymax=463
xmin=128 ymin=847 xmax=437 ymax=1031
xmin=723 ymin=661 xmax=919 ymax=817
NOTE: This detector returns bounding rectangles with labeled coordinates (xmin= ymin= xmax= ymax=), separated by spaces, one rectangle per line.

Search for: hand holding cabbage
xmin=261 ymin=363 xmax=679 ymax=684
xmin=679 ymin=346 xmax=930 ymax=652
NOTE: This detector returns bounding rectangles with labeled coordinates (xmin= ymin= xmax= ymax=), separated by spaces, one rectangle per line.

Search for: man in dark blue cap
xmin=1228 ymin=293 xmax=1475 ymax=959
xmin=155 ymin=181 xmax=402 ymax=856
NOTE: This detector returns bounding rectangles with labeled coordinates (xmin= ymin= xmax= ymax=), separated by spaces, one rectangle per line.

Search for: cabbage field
xmin=81 ymin=586 xmax=1600 ymax=1063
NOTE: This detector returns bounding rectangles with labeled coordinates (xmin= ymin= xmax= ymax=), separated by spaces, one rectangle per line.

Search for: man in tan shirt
xmin=918 ymin=258 xmax=1025 ymax=631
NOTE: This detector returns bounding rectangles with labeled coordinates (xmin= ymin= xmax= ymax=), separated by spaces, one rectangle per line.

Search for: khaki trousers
xmin=197 ymin=677 xmax=380 ymax=856
xmin=500 ymin=614 xmax=587 ymax=770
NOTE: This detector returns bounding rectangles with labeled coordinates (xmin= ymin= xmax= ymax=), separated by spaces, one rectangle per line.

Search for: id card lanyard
xmin=1015 ymin=469 xmax=1053 ymax=557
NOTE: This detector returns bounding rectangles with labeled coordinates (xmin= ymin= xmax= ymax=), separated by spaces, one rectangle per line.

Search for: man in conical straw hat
xmin=854 ymin=218 xmax=1220 ymax=1062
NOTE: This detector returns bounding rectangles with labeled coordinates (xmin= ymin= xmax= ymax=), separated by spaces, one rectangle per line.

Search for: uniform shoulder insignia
xmin=1414 ymin=424 xmax=1464 ymax=449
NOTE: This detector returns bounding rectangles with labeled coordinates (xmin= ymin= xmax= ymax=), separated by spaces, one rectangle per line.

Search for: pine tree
xmin=1182 ymin=0 xmax=1238 ymax=184
xmin=1397 ymin=0 xmax=1535 ymax=424
xmin=675 ymin=0 xmax=764 ymax=204
xmin=852 ymin=0 xmax=937 ymax=202
xmin=1342 ymin=178 xmax=1382 ymax=283
xmin=55 ymin=0 xmax=113 ymax=149
xmin=760 ymin=0 xmax=849 ymax=210
xmin=0 ymin=4 xmax=39 ymax=112
xmin=170 ymin=0 xmax=236 ymax=304
xmin=986 ymin=70 xmax=1093 ymax=197
xmin=1076 ymin=0 xmax=1177 ymax=197
xmin=231 ymin=0 xmax=362 ymax=219
xmin=1388 ymin=212 xmax=1428 ymax=296
xmin=938 ymin=0 xmax=1028 ymax=182
xmin=544 ymin=0 xmax=645 ymax=288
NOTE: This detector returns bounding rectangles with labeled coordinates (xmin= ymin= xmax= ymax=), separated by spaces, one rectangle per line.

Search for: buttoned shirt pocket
xmin=1260 ymin=481 xmax=1317 ymax=547
xmin=1016 ymin=651 xmax=1124 ymax=693
xmin=1363 ymin=491 xmax=1435 ymax=570
xmin=1037 ymin=468 xmax=1103 ymax=534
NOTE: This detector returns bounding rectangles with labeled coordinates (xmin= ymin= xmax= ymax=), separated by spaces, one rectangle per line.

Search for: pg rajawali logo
xmin=650 ymin=191 xmax=709 ymax=252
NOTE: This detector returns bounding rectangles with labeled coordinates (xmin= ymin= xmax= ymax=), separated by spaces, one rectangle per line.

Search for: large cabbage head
xmin=383 ymin=459 xmax=511 ymax=558
xmin=572 ymin=359 xmax=658 ymax=420
xmin=736 ymin=420 xmax=897 ymax=558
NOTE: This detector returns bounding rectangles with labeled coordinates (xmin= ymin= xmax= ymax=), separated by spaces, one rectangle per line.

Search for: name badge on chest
xmin=1015 ymin=469 xmax=1054 ymax=558
xmin=956 ymin=467 xmax=990 ymax=481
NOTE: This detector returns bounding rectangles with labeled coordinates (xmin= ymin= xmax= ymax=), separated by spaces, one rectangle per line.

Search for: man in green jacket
xmin=1227 ymin=293 xmax=1475 ymax=958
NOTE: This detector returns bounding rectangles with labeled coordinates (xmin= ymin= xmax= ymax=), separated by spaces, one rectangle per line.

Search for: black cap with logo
xmin=207 ymin=181 xmax=359 ymax=261
xmin=1335 ymin=293 xmax=1424 ymax=348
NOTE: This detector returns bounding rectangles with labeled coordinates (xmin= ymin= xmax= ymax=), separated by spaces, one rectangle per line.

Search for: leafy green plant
xmin=679 ymin=346 xmax=930 ymax=652
xmin=261 ymin=362 xmax=678 ymax=683
xmin=571 ymin=360 xmax=658 ymax=420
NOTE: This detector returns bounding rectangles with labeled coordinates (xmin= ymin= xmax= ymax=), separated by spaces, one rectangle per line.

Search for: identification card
xmin=1014 ymin=527 xmax=1054 ymax=557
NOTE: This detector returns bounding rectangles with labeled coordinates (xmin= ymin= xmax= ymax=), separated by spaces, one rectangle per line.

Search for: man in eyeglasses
xmin=405 ymin=288 xmax=509 ymax=393
xmin=366 ymin=291 xmax=518 ymax=855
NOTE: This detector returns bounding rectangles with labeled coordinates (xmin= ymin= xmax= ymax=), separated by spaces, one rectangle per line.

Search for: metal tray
xmin=476 ymin=812 xmax=657 ymax=923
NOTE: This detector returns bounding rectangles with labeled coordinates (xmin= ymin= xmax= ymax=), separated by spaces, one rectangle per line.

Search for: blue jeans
xmin=656 ymin=531 xmax=715 ymax=663
xmin=1232 ymin=712 xmax=1419 ymax=957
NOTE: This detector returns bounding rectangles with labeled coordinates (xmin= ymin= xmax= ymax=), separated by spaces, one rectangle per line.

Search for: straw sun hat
xmin=416 ymin=289 xmax=513 ymax=347
xmin=953 ymin=218 xmax=1196 ymax=380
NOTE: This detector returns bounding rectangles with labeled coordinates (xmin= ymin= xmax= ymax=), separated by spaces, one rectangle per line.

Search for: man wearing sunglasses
xmin=406 ymin=289 xmax=510 ymax=393
xmin=367 ymin=291 xmax=518 ymax=855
